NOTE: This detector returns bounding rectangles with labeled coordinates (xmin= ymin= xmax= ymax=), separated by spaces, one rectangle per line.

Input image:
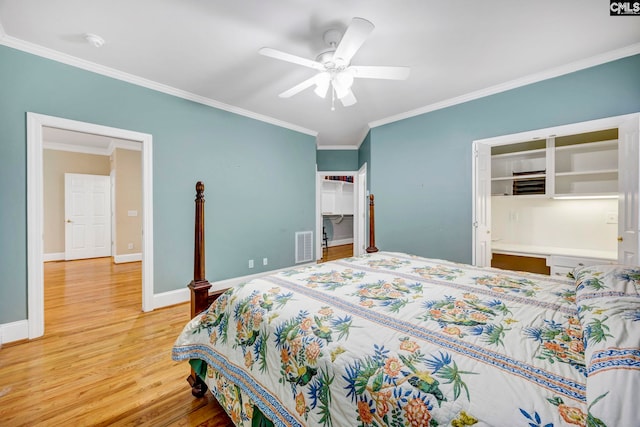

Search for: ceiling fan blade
xmin=278 ymin=75 xmax=319 ymax=98
xmin=259 ymin=47 xmax=325 ymax=71
xmin=350 ymin=65 xmax=410 ymax=80
xmin=340 ymin=89 xmax=357 ymax=107
xmin=332 ymin=17 xmax=374 ymax=64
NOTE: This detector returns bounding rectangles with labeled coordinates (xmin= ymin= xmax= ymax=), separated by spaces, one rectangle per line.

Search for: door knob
xmin=617 ymin=236 xmax=623 ymax=242
xmin=66 ymin=219 xmax=72 ymax=223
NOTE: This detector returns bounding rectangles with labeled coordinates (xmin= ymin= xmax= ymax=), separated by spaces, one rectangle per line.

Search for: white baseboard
xmin=0 ymin=320 xmax=29 ymax=346
xmin=43 ymin=253 xmax=142 ymax=263
xmin=152 ymin=263 xmax=315 ymax=310
xmin=153 ymin=287 xmax=190 ymax=309
xmin=212 ymin=263 xmax=314 ymax=291
xmin=43 ymin=252 xmax=64 ymax=262
xmin=113 ymin=253 xmax=142 ymax=264
xmin=329 ymin=238 xmax=353 ymax=247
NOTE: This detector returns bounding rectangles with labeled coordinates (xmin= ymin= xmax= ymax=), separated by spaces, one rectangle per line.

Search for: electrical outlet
xmin=263 ymin=257 xmax=268 ymax=266
xmin=127 ymin=243 xmax=134 ymax=250
xmin=605 ymin=211 xmax=618 ymax=224
xmin=248 ymin=259 xmax=254 ymax=269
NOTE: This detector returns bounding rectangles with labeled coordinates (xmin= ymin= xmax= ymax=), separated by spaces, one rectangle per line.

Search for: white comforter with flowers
xmin=173 ymin=252 xmax=640 ymax=427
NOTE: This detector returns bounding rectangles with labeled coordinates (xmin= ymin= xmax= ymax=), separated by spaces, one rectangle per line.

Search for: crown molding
xmin=3 ymin=28 xmax=636 ymax=150
xmin=369 ymin=42 xmax=640 ymax=130
xmin=0 ymin=35 xmax=318 ymax=138
xmin=317 ymin=145 xmax=360 ymax=150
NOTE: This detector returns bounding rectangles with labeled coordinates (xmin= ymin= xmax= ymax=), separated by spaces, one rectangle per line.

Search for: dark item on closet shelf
xmin=512 ymin=170 xmax=545 ymax=195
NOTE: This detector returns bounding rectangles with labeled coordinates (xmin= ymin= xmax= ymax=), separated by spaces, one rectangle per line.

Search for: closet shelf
xmin=555 ymin=169 xmax=617 ymax=177
xmin=491 ymin=147 xmax=546 ymax=159
xmin=491 ymin=133 xmax=618 ymax=197
xmin=492 ymin=173 xmax=545 ymax=182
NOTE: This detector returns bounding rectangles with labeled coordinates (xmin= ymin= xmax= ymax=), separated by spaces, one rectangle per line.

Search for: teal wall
xmin=0 ymin=45 xmax=316 ymax=324
xmin=358 ymin=131 xmax=371 ymax=190
xmin=316 ymin=149 xmax=358 ymax=171
xmin=370 ymin=54 xmax=640 ymax=263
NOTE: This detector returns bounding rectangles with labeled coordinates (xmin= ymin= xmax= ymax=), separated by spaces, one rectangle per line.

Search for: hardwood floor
xmin=0 ymin=258 xmax=233 ymax=427
xmin=319 ymin=243 xmax=353 ymax=263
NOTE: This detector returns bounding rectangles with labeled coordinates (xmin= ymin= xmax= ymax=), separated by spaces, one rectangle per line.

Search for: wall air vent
xmin=295 ymin=231 xmax=313 ymax=263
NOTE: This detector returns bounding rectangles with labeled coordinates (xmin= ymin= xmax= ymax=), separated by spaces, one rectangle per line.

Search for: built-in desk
xmin=491 ymin=243 xmax=617 ymax=276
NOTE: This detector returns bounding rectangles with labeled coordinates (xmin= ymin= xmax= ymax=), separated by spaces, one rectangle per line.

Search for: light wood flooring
xmin=0 ymin=258 xmax=233 ymax=427
xmin=319 ymin=243 xmax=353 ymax=263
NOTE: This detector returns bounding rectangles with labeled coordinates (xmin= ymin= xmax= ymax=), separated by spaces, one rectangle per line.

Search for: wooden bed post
xmin=188 ymin=181 xmax=212 ymax=319
xmin=187 ymin=181 xmax=211 ymax=398
xmin=366 ymin=194 xmax=379 ymax=253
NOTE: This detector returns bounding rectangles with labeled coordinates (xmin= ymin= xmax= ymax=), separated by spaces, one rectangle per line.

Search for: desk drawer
xmin=550 ymin=255 xmax=616 ymax=277
xmin=551 ymin=265 xmax=574 ymax=278
xmin=491 ymin=253 xmax=550 ymax=275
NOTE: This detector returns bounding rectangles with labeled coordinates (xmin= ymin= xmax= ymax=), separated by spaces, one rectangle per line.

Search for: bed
xmin=173 ymin=182 xmax=640 ymax=427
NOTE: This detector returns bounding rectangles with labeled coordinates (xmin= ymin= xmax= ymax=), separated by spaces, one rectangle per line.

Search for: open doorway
xmin=27 ymin=113 xmax=154 ymax=339
xmin=42 ymin=126 xmax=143 ymax=263
xmin=316 ymin=164 xmax=367 ymax=262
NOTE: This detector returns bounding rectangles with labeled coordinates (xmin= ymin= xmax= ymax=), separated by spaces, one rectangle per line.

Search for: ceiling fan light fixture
xmin=259 ymin=17 xmax=409 ymax=108
xmin=332 ymin=78 xmax=350 ymax=99
xmin=335 ymin=69 xmax=354 ymax=90
xmin=314 ymin=72 xmax=331 ymax=98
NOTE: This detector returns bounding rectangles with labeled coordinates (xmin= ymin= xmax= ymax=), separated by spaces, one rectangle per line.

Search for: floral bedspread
xmin=172 ymin=252 xmax=640 ymax=426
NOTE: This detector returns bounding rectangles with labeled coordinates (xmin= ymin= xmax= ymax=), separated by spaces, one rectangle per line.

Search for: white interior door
xmin=618 ymin=116 xmax=640 ymax=265
xmin=316 ymin=168 xmax=322 ymax=261
xmin=472 ymin=142 xmax=492 ymax=266
xmin=65 ymin=173 xmax=112 ymax=260
xmin=353 ymin=163 xmax=367 ymax=256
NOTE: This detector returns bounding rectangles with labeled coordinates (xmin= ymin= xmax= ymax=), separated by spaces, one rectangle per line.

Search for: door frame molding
xmin=27 ymin=112 xmax=154 ymax=339
xmin=355 ymin=163 xmax=368 ymax=257
xmin=472 ymin=112 xmax=639 ymax=266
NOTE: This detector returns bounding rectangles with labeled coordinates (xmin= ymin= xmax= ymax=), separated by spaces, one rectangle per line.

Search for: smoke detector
xmin=84 ymin=33 xmax=105 ymax=48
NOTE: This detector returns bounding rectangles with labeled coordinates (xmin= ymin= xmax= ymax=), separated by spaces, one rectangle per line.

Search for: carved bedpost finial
xmin=195 ymin=181 xmax=205 ymax=201
xmin=366 ymin=194 xmax=379 ymax=253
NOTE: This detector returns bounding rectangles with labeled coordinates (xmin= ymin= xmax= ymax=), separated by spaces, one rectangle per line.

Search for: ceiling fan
xmin=259 ymin=17 xmax=410 ymax=108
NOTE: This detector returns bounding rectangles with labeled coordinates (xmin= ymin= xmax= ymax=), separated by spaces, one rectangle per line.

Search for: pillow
xmin=573 ymin=265 xmax=640 ymax=426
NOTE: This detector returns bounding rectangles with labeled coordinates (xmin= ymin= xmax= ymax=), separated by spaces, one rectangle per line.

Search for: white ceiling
xmin=1 ymin=1 xmax=639 ymax=148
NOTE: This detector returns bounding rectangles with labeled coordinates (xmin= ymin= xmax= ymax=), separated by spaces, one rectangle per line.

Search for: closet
xmin=490 ymin=128 xmax=618 ymax=198
xmin=472 ymin=114 xmax=640 ymax=275
xmin=321 ymin=176 xmax=354 ymax=250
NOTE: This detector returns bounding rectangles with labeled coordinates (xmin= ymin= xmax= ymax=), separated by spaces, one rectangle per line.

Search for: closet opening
xmin=472 ymin=113 xmax=640 ymax=274
xmin=316 ymin=165 xmax=367 ymax=263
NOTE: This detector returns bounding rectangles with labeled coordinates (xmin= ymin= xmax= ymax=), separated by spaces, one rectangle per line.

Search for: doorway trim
xmin=355 ymin=163 xmax=368 ymax=257
xmin=27 ymin=112 xmax=154 ymax=339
